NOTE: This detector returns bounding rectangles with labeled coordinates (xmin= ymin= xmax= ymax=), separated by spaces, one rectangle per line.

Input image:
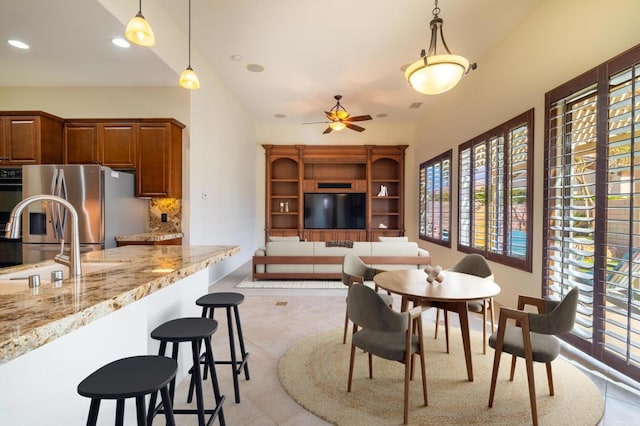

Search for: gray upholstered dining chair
xmin=341 ymin=253 xmax=394 ymax=344
xmin=488 ymin=286 xmax=579 ymax=426
xmin=346 ymin=283 xmax=428 ymax=425
xmin=434 ymin=253 xmax=495 ymax=353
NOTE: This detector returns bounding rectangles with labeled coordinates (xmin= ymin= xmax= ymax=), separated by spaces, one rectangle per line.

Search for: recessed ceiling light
xmin=7 ymin=39 xmax=29 ymax=49
xmin=111 ymin=38 xmax=130 ymax=48
xmin=230 ymin=54 xmax=243 ymax=62
xmin=376 ymin=113 xmax=388 ymax=118
xmin=274 ymin=114 xmax=286 ymax=118
xmin=246 ymin=63 xmax=264 ymax=73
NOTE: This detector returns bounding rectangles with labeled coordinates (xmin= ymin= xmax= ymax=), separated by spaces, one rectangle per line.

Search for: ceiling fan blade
xmin=301 ymin=121 xmax=330 ymax=125
xmin=323 ymin=127 xmax=333 ymax=134
xmin=347 ymin=115 xmax=372 ymax=122
xmin=325 ymin=111 xmax=337 ymax=120
xmin=346 ymin=123 xmax=366 ymax=132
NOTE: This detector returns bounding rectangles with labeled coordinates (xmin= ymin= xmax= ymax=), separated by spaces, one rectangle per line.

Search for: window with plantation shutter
xmin=543 ymin=43 xmax=640 ymax=382
xmin=419 ymin=150 xmax=451 ymax=246
xmin=457 ymin=109 xmax=533 ymax=271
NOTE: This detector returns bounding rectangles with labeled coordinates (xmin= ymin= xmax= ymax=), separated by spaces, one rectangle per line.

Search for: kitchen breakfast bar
xmin=0 ymin=244 xmax=239 ymax=425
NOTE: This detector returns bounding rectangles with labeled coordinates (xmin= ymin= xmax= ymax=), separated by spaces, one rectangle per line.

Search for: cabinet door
xmin=137 ymin=123 xmax=171 ymax=197
xmin=4 ymin=116 xmax=39 ymax=164
xmin=100 ymin=123 xmax=136 ymax=168
xmin=64 ymin=123 xmax=98 ymax=164
xmin=0 ymin=117 xmax=5 ymax=162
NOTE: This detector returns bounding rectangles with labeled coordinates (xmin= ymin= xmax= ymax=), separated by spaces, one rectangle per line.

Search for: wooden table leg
xmin=453 ymin=301 xmax=474 ymax=381
xmin=433 ymin=301 xmax=474 ymax=381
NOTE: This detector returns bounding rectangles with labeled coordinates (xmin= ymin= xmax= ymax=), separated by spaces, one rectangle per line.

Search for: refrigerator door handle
xmin=56 ymin=169 xmax=68 ymax=235
xmin=49 ymin=169 xmax=60 ymax=240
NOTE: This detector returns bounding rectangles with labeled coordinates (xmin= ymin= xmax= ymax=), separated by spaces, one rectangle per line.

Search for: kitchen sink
xmin=0 ymin=262 xmax=126 ymax=295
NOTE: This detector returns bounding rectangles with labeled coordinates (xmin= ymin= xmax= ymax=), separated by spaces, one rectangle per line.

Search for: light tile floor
xmin=159 ymin=262 xmax=640 ymax=425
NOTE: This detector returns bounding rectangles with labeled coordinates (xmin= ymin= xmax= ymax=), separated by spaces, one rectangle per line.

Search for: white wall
xmin=411 ymin=0 xmax=640 ymax=305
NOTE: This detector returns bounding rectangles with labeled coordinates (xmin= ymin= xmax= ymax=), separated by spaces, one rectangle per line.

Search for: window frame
xmin=419 ymin=149 xmax=452 ymax=247
xmin=457 ymin=109 xmax=534 ymax=272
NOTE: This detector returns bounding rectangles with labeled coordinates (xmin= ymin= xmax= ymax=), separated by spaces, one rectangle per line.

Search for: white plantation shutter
xmin=457 ymin=110 xmax=533 ymax=271
xmin=543 ymin=44 xmax=640 ymax=380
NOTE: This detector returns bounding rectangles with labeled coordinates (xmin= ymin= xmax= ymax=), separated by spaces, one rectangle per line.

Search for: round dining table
xmin=374 ymin=268 xmax=501 ymax=381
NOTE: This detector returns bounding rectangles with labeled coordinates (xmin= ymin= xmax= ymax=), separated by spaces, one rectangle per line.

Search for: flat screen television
xmin=304 ymin=193 xmax=366 ymax=229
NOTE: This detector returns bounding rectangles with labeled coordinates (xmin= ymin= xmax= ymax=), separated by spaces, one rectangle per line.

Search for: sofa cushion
xmin=266 ymin=241 xmax=314 ymax=273
xmin=378 ymin=236 xmax=409 ymax=242
xmin=371 ymin=242 xmax=424 ymax=270
xmin=269 ymin=236 xmax=300 ymax=242
xmin=313 ymin=242 xmax=372 ymax=274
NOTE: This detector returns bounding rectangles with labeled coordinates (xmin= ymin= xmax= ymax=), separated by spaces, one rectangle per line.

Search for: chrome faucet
xmin=5 ymin=195 xmax=82 ymax=277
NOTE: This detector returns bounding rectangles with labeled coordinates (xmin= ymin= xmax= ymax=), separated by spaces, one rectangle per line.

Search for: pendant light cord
xmin=188 ymin=0 xmax=192 ymax=67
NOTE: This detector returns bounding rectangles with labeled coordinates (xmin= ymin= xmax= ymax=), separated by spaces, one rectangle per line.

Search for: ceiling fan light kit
xmin=125 ymin=0 xmax=155 ymax=47
xmin=405 ymin=0 xmax=476 ymax=95
xmin=303 ymin=95 xmax=372 ymax=134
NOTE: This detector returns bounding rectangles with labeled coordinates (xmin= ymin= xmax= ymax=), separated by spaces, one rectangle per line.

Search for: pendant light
xmin=125 ymin=0 xmax=155 ymax=47
xmin=405 ymin=0 xmax=476 ymax=95
xmin=179 ymin=0 xmax=200 ymax=89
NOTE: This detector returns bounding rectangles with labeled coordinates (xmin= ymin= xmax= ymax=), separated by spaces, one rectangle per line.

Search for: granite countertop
xmin=0 ymin=245 xmax=239 ymax=364
xmin=115 ymin=232 xmax=184 ymax=242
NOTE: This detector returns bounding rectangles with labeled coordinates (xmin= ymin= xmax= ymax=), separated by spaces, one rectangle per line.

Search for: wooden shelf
xmin=263 ymin=144 xmax=407 ymax=242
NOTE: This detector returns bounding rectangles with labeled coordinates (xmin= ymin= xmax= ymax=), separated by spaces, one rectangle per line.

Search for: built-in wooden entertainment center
xmin=263 ymin=144 xmax=407 ymax=242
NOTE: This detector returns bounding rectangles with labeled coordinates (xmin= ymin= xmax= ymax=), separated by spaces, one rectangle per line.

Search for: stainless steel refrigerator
xmin=21 ymin=165 xmax=147 ymax=264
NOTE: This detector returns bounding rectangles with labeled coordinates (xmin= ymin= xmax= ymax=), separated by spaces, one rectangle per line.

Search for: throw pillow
xmin=378 ymin=236 xmax=409 ymax=242
xmin=268 ymin=236 xmax=301 ymax=242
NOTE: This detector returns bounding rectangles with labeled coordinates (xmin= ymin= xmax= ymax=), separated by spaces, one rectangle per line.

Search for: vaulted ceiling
xmin=0 ymin=0 xmax=539 ymax=124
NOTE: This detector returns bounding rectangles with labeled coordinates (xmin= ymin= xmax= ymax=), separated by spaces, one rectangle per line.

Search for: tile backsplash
xmin=149 ymin=198 xmax=182 ymax=233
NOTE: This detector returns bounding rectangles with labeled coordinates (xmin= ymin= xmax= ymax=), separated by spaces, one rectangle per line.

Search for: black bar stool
xmin=148 ymin=317 xmax=225 ymax=426
xmin=195 ymin=292 xmax=250 ymax=403
xmin=77 ymin=355 xmax=177 ymax=426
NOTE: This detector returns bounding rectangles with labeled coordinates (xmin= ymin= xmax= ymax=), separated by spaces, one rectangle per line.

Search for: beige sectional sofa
xmin=252 ymin=236 xmax=430 ymax=280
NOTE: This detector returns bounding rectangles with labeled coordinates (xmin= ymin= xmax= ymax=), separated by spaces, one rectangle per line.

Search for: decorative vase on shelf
xmin=377 ymin=185 xmax=388 ymax=197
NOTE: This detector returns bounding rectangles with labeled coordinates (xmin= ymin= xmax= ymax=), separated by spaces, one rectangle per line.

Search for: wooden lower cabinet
xmin=303 ymin=230 xmax=367 ymax=242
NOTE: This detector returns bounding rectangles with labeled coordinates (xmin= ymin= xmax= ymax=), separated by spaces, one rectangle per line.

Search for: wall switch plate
xmin=161 ymin=213 xmax=168 ymax=222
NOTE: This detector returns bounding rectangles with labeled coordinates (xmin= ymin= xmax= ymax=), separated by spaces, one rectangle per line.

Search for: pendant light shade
xmin=405 ymin=0 xmax=476 ymax=95
xmin=180 ymin=66 xmax=200 ymax=89
xmin=180 ymin=0 xmax=200 ymax=90
xmin=125 ymin=1 xmax=155 ymax=47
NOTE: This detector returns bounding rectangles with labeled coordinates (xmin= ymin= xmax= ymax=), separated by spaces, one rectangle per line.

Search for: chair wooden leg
xmin=488 ymin=314 xmax=507 ymax=408
xmin=343 ymin=305 xmax=349 ymax=344
xmin=417 ymin=318 xmax=428 ymax=407
xmin=368 ymin=352 xmax=373 ymax=379
xmin=489 ymin=298 xmax=495 ymax=333
xmin=509 ymin=354 xmax=517 ymax=381
xmin=347 ymin=342 xmax=356 ymax=392
xmin=482 ymin=304 xmax=488 ymax=354
xmin=403 ymin=352 xmax=411 ymax=425
xmin=444 ymin=309 xmax=450 ymax=354
xmin=546 ymin=362 xmax=555 ymax=396
xmin=434 ymin=308 xmax=440 ymax=339
xmin=524 ymin=353 xmax=538 ymax=426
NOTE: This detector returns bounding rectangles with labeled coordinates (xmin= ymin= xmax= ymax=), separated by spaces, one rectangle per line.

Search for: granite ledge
xmin=115 ymin=232 xmax=184 ymax=242
xmin=0 ymin=245 xmax=238 ymax=364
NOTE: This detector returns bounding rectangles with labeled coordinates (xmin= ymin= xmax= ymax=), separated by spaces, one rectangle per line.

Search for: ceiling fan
xmin=303 ymin=95 xmax=373 ymax=134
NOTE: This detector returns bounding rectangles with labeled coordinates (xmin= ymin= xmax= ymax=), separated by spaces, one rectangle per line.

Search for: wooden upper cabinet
xmin=136 ymin=121 xmax=183 ymax=198
xmin=64 ymin=121 xmax=136 ymax=168
xmin=64 ymin=122 xmax=98 ymax=164
xmin=63 ymin=118 xmax=184 ymax=198
xmin=0 ymin=112 xmax=63 ymax=165
xmin=100 ymin=123 xmax=136 ymax=169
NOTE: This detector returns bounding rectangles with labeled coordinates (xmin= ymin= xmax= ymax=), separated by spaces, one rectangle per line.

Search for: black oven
xmin=0 ymin=167 xmax=23 ymax=267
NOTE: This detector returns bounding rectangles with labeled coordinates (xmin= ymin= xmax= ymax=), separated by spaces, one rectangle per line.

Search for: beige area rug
xmin=236 ymin=280 xmax=345 ymax=289
xmin=278 ymin=328 xmax=604 ymax=425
